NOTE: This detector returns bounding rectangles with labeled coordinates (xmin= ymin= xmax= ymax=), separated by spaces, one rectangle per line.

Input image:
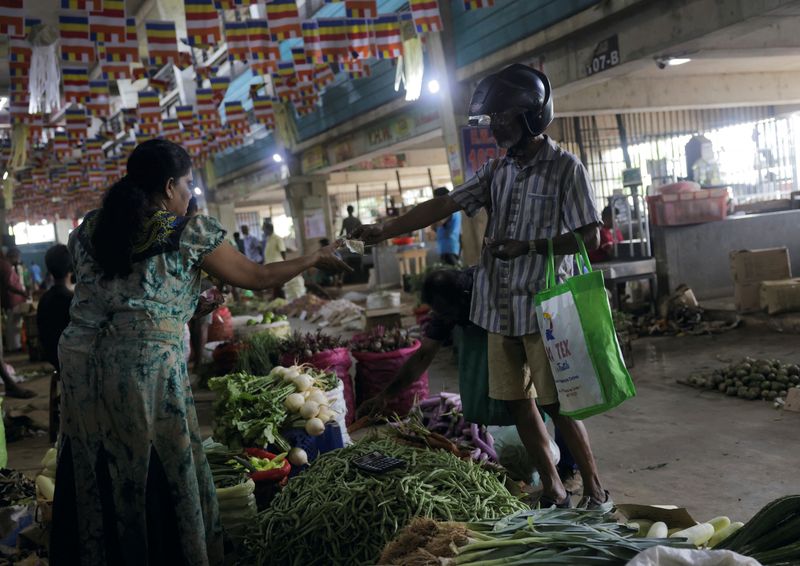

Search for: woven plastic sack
xmin=0 ymin=398 xmax=6 ymax=468
xmin=207 ymin=306 xmax=233 ymax=342
xmin=353 ymin=340 xmax=429 ymax=416
xmin=280 ymin=348 xmax=355 ymax=426
xmin=626 ymin=546 xmax=761 ymax=566
xmin=325 ymin=381 xmax=352 ymax=445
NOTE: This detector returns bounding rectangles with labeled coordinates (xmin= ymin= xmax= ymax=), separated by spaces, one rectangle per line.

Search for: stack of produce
xmin=716 ymin=495 xmax=800 ymax=564
xmin=208 ymin=365 xmax=340 ymax=452
xmin=352 ymin=326 xmax=428 ymax=416
xmin=679 ymin=357 xmax=800 ymax=401
xmin=309 ymin=299 xmax=363 ymax=327
xmin=35 ymin=447 xmax=57 ymax=502
xmin=203 ymin=439 xmax=257 ymax=536
xmin=404 ymin=393 xmax=498 ymax=464
xmin=0 ymin=469 xmax=36 ymax=507
xmin=277 ymin=294 xmax=327 ymax=318
xmin=244 ymin=311 xmax=288 ymax=326
xmin=279 ymin=331 xmax=354 ymax=426
xmin=380 ymin=508 xmax=694 ymax=566
xmin=245 ymin=438 xmax=528 ymax=566
xmin=278 ymin=331 xmax=347 ymax=364
xmin=235 ymin=332 xmax=283 ymax=376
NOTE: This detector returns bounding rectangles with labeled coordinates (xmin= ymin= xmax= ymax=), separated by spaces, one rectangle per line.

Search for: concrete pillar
xmin=54 ymin=219 xmax=72 ymax=244
xmin=206 ymin=202 xmax=237 ymax=240
xmin=428 ymin=4 xmax=486 ymax=267
xmin=282 ymin=175 xmax=332 ymax=255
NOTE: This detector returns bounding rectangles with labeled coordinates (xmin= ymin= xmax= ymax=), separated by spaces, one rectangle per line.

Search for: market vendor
xmin=588 ymin=206 xmax=624 ymax=263
xmin=354 ymin=63 xmax=609 ymax=510
xmin=357 ymin=267 xmax=579 ymax=484
xmin=50 ymin=139 xmax=351 ymax=565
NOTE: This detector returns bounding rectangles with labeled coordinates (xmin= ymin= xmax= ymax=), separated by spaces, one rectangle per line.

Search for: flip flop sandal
xmin=538 ymin=490 xmax=573 ymax=509
xmin=577 ymin=490 xmax=613 ymax=512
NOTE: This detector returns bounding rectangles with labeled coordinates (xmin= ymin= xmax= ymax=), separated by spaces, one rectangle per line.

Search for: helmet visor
xmin=468 ymin=109 xmax=522 ymax=128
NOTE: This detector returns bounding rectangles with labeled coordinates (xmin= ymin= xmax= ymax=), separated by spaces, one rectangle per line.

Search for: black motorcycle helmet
xmin=468 ymin=63 xmax=553 ymax=137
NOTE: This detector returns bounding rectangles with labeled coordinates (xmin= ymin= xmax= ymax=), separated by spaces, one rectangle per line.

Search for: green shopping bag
xmin=456 ymin=324 xmax=515 ymax=426
xmin=534 ymin=234 xmax=636 ymax=419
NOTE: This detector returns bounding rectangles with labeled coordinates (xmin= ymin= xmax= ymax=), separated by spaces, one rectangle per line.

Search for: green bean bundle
xmin=245 ymin=438 xmax=528 ymax=566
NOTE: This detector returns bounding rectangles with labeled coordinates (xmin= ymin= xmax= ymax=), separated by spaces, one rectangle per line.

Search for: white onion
xmin=299 ymin=400 xmax=320 ymax=419
xmin=317 ymin=406 xmax=334 ymax=423
xmin=284 ymin=393 xmax=305 ymax=413
xmin=284 ymin=367 xmax=300 ymax=381
xmin=305 ymin=417 xmax=325 ymax=436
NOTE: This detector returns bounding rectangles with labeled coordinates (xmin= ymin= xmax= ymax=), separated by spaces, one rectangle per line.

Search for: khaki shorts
xmin=487 ymin=332 xmax=558 ymax=405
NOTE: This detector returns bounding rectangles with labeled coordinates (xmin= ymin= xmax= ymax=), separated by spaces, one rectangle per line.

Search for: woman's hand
xmin=313 ymin=243 xmax=354 ymax=273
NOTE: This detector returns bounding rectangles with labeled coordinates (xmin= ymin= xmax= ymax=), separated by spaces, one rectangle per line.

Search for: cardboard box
xmin=785 ymin=388 xmax=800 ymax=412
xmin=760 ymin=278 xmax=800 ymax=315
xmin=730 ymin=248 xmax=791 ymax=312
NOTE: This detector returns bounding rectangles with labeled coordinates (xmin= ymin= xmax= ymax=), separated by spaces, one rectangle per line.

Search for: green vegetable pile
xmin=717 ymin=495 xmax=800 ymax=565
xmin=245 ymin=438 xmax=528 ymax=566
xmin=245 ymin=311 xmax=288 ymax=326
xmin=381 ymin=508 xmax=694 ymax=565
xmin=235 ymin=331 xmax=282 ymax=376
xmin=681 ymin=357 xmax=800 ymax=401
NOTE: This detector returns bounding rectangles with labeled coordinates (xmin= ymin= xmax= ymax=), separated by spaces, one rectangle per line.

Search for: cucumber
xmin=709 ymin=521 xmax=744 ymax=548
xmin=708 ymin=516 xmax=731 ymax=532
xmin=670 ymin=523 xmax=715 ymax=547
xmin=646 ymin=521 xmax=668 ymax=538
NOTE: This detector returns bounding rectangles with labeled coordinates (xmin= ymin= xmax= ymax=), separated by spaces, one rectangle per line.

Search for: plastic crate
xmin=647 ymin=189 xmax=728 ymax=226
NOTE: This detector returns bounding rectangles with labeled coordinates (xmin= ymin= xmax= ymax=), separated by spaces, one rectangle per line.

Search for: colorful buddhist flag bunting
xmin=341 ymin=58 xmax=371 ymax=79
xmin=197 ymin=88 xmax=220 ymax=131
xmin=291 ymin=46 xmax=314 ymax=84
xmin=185 ymin=0 xmax=221 ymax=47
xmin=66 ymin=106 xmax=89 ymax=141
xmin=137 ymin=90 xmax=162 ymax=130
xmin=89 ymin=0 xmax=125 ymax=43
xmin=162 ymin=118 xmax=182 ymax=142
xmin=224 ymin=101 xmax=248 ymax=133
xmin=60 ymin=11 xmax=96 ymax=64
xmin=131 ymin=64 xmax=149 ymax=82
xmin=195 ymin=64 xmax=218 ymax=81
xmin=252 ymin=95 xmax=275 ymax=128
xmin=145 ymin=20 xmax=180 ymax=69
xmin=9 ymin=37 xmax=31 ymax=78
xmin=87 ymin=80 xmax=111 ymax=117
xmin=410 ymin=0 xmax=443 ymax=33
xmin=66 ymin=161 xmax=83 ymax=184
xmin=464 ymin=0 xmax=494 ymax=8
xmin=60 ymin=0 xmax=103 ymax=10
xmin=314 ymin=63 xmax=335 ymax=90
xmin=102 ymin=16 xmax=138 ymax=64
xmin=63 ymin=66 xmax=90 ymax=104
xmin=0 ymin=0 xmax=24 ymax=38
xmin=266 ymin=0 xmax=301 ymax=41
xmin=210 ymin=76 xmax=231 ymax=103
xmin=53 ymin=131 xmax=72 ymax=161
xmin=148 ymin=75 xmax=171 ymax=94
xmin=301 ymin=20 xmax=323 ymax=64
xmin=370 ymin=14 xmax=402 ymax=59
xmin=347 ymin=18 xmax=371 ymax=59
xmin=247 ymin=18 xmax=279 ymax=76
xmin=84 ymin=137 xmax=105 ymax=165
xmin=9 ymin=90 xmax=29 ymax=125
xmin=346 ymin=0 xmax=377 ymax=18
xmin=224 ymin=20 xmax=250 ymax=63
xmin=317 ymin=18 xmax=349 ymax=62
xmin=176 ymin=105 xmax=195 ymax=129
xmin=213 ymin=0 xmax=241 ymax=8
xmin=99 ymin=45 xmax=130 ymax=79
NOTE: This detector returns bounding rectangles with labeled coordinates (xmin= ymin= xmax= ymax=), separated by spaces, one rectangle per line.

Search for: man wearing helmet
xmin=353 ymin=64 xmax=608 ymax=510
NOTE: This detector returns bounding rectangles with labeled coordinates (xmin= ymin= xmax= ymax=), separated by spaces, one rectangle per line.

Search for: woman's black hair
xmin=91 ymin=138 xmax=192 ymax=279
xmin=421 ymin=269 xmax=464 ymax=306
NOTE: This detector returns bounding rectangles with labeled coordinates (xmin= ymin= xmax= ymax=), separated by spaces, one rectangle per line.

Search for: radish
xmin=305 ymin=417 xmax=325 ymax=436
xmin=293 ymin=373 xmax=314 ymax=392
xmin=307 ymin=389 xmax=328 ymax=406
xmin=284 ymin=393 xmax=305 ymax=413
xmin=287 ymin=447 xmax=308 ymax=466
xmin=299 ymin=401 xmax=320 ymax=419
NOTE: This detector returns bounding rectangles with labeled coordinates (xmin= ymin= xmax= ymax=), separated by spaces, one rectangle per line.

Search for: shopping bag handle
xmin=544 ymin=233 xmax=594 ymax=290
xmin=573 ymin=232 xmax=594 ymax=274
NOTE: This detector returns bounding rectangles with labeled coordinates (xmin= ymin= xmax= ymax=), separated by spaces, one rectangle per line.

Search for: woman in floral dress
xmin=50 ymin=139 xmax=349 ymax=565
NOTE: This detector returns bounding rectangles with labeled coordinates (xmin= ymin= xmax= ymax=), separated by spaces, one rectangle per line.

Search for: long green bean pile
xmin=245 ymin=438 xmax=528 ymax=566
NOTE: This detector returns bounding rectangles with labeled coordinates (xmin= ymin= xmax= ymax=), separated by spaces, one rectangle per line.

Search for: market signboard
xmin=461 ymin=126 xmax=505 ymax=180
xmin=585 ymin=35 xmax=620 ymax=76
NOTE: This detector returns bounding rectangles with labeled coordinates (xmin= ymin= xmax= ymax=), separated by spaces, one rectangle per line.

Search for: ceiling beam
xmin=556 ymin=70 xmax=800 ymax=115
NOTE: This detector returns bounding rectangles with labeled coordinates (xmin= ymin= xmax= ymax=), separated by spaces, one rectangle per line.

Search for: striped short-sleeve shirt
xmin=451 ymin=136 xmax=600 ymax=337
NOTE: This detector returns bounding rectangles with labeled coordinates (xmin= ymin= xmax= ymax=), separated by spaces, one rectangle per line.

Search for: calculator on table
xmin=352 ymin=451 xmax=406 ymax=474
